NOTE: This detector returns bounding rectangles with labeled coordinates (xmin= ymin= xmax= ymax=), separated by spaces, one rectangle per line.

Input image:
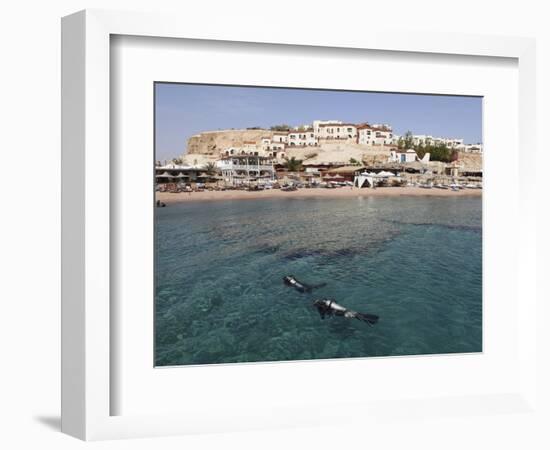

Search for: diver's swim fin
xmin=355 ymin=312 xmax=379 ymax=325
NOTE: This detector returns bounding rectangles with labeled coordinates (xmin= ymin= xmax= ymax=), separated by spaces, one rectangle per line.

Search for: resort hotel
xmin=155 ymin=118 xmax=483 ymax=191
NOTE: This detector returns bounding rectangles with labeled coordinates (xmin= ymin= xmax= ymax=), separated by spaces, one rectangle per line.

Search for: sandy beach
xmin=156 ymin=186 xmax=481 ymax=204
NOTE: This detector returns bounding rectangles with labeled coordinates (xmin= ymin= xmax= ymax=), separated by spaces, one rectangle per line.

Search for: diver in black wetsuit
xmin=313 ymin=299 xmax=379 ymax=326
xmin=283 ymin=275 xmax=327 ymax=293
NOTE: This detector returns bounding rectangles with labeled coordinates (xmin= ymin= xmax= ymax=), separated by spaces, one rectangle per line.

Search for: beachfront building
xmin=222 ymin=144 xmax=268 ymax=157
xmin=216 ymin=155 xmax=275 ymax=186
xmin=388 ymin=149 xmax=429 ymax=163
xmin=222 ymin=146 xmax=253 ymax=156
xmin=288 ymin=129 xmax=317 ymax=146
xmin=155 ymin=163 xmax=213 ymax=186
xmin=317 ymin=123 xmax=357 ymax=141
xmin=323 ymin=166 xmax=364 ymax=182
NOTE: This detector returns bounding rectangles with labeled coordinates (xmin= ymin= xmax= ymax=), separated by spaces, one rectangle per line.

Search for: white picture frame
xmin=61 ymin=9 xmax=538 ymax=441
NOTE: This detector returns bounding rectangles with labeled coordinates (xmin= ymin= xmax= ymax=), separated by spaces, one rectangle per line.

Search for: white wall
xmin=0 ymin=1 xmax=548 ymax=449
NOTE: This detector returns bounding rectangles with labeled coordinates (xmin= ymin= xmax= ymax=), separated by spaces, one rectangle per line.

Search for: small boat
xmin=281 ymin=185 xmax=298 ymax=192
xmin=434 ymin=184 xmax=448 ymax=189
xmin=449 ymin=183 xmax=460 ymax=191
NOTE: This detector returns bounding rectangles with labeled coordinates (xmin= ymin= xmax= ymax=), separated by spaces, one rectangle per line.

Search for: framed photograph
xmin=153 ymin=82 xmax=483 ymax=368
xmin=62 ymin=9 xmax=538 ymax=441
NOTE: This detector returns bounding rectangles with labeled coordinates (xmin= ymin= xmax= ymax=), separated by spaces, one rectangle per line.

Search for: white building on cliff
xmin=357 ymin=124 xmax=393 ymax=145
xmin=317 ymin=123 xmax=357 ymax=141
xmin=288 ymin=129 xmax=317 ymax=146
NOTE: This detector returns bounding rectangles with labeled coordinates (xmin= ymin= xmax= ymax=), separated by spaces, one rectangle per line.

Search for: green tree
xmin=284 ymin=157 xmax=303 ymax=172
xmin=415 ymin=142 xmax=427 ymax=159
xmin=396 ymin=131 xmax=457 ymax=163
xmin=349 ymin=158 xmax=360 ymax=166
xmin=424 ymin=143 xmax=452 ymax=162
xmin=403 ymin=131 xmax=414 ymax=149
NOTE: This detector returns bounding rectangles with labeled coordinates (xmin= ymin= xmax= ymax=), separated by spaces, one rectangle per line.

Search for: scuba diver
xmin=313 ymin=299 xmax=379 ymax=326
xmin=283 ymin=275 xmax=327 ymax=293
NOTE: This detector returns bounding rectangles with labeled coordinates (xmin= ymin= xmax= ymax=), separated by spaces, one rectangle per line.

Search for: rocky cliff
xmin=184 ymin=129 xmax=273 ymax=157
xmin=181 ymin=128 xmax=482 ymax=171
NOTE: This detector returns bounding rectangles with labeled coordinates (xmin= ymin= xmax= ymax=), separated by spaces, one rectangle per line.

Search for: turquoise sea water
xmin=155 ymin=196 xmax=482 ymax=366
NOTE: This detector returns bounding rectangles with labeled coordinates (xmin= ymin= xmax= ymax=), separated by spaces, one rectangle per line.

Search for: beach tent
xmin=354 ymin=173 xmax=374 ymax=188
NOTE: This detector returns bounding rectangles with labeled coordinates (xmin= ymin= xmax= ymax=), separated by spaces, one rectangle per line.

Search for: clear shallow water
xmin=155 ymin=196 xmax=482 ymax=366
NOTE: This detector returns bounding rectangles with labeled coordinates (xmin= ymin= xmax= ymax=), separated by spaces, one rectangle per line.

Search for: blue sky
xmin=155 ymin=83 xmax=482 ymax=161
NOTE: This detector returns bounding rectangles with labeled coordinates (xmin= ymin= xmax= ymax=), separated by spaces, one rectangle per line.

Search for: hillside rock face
xmin=184 ymin=129 xmax=273 ymax=157
xmin=457 ymin=152 xmax=482 ymax=171
xmin=285 ymin=143 xmax=393 ymax=166
xmin=181 ymin=128 xmax=482 ymax=170
xmin=182 ymin=129 xmax=394 ymax=165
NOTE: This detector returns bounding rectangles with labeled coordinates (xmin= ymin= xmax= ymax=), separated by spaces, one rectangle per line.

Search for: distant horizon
xmin=155 ymin=83 xmax=483 ymax=161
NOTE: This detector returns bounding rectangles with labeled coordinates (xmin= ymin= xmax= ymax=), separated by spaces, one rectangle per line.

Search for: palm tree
xmin=204 ymin=162 xmax=218 ymax=176
xmin=284 ymin=157 xmax=303 ymax=172
xmin=403 ymin=131 xmax=414 ymax=149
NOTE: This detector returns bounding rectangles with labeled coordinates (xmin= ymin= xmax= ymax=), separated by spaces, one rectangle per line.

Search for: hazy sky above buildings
xmin=155 ymin=83 xmax=482 ymax=161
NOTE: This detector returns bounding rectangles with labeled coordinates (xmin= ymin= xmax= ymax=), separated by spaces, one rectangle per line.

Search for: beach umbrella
xmin=157 ymin=171 xmax=176 ymax=178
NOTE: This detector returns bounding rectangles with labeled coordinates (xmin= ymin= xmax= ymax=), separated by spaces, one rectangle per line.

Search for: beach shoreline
xmin=156 ymin=186 xmax=482 ymax=204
